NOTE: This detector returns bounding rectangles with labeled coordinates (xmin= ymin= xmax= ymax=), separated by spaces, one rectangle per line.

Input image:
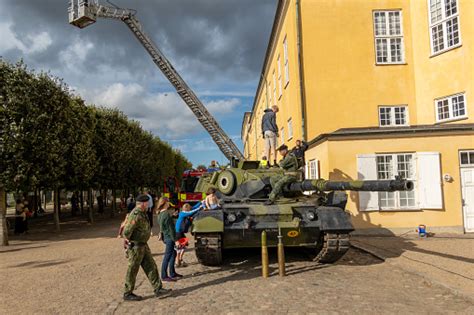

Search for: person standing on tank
xmin=122 ymin=194 xmax=171 ymax=301
xmin=265 ymin=144 xmax=299 ymax=205
xmin=261 ymin=105 xmax=279 ymax=167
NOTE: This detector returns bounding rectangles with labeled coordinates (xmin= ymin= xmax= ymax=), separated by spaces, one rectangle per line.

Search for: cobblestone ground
xmin=1 ymin=216 xmax=473 ymax=314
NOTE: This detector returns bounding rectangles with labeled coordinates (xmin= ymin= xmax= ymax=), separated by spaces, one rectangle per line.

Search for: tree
xmin=0 ymin=59 xmax=192 ymax=242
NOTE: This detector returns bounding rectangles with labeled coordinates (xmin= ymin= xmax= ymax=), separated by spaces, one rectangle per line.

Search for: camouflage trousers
xmin=124 ymin=244 xmax=162 ymax=294
xmin=268 ymin=175 xmax=296 ymax=202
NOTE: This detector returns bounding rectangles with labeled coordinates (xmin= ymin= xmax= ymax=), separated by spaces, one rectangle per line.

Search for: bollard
xmin=277 ymin=228 xmax=286 ymax=277
xmin=261 ymin=230 xmax=269 ymax=278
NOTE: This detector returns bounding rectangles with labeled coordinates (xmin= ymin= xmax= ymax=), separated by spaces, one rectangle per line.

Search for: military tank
xmin=191 ymin=160 xmax=413 ymax=266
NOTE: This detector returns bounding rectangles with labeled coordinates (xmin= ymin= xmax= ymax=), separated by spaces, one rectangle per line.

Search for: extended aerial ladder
xmin=68 ymin=0 xmax=244 ymax=161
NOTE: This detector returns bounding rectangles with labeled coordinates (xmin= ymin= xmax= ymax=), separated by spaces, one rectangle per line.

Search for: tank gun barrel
xmin=286 ymin=178 xmax=414 ymax=192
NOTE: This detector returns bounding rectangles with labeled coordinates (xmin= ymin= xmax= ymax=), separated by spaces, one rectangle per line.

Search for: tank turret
xmin=194 ymin=161 xmax=413 ymax=201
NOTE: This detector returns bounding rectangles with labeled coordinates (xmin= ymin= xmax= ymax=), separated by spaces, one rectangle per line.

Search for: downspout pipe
xmin=296 ymin=0 xmax=307 ymax=142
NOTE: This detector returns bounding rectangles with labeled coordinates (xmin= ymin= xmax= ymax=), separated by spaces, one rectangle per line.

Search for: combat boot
xmin=154 ymin=287 xmax=172 ymax=298
xmin=123 ymin=292 xmax=142 ymax=301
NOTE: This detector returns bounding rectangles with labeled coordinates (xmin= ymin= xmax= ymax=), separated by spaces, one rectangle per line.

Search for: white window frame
xmin=376 ymin=153 xmax=418 ymax=210
xmin=272 ymin=70 xmax=277 ymax=104
xmin=268 ymin=82 xmax=272 ymax=106
xmin=277 ymin=55 xmax=282 ymax=98
xmin=287 ymin=118 xmax=293 ymax=140
xmin=308 ymin=159 xmax=319 ymax=179
xmin=378 ymin=105 xmax=409 ymax=127
xmin=434 ymin=92 xmax=468 ymax=123
xmin=283 ymin=36 xmax=289 ymax=87
xmin=459 ymin=150 xmax=474 ymax=167
xmin=428 ymin=0 xmax=462 ymax=56
xmin=280 ymin=127 xmax=285 ymax=146
xmin=373 ymin=10 xmax=405 ymax=65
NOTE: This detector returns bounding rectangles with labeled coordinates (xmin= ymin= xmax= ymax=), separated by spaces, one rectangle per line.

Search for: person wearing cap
xmin=265 ymin=144 xmax=299 ymax=205
xmin=122 ymin=194 xmax=171 ymax=301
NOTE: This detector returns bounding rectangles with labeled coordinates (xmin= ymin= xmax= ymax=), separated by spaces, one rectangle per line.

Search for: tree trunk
xmin=33 ymin=190 xmax=38 ymax=217
xmin=104 ymin=189 xmax=107 ymax=207
xmin=80 ymin=191 xmax=84 ymax=216
xmin=111 ymin=188 xmax=116 ymax=218
xmin=53 ymin=188 xmax=60 ymax=232
xmin=88 ymin=189 xmax=94 ymax=224
xmin=0 ymin=186 xmax=8 ymax=246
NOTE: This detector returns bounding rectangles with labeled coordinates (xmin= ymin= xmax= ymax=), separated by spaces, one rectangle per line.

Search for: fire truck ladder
xmin=68 ymin=0 xmax=244 ymax=161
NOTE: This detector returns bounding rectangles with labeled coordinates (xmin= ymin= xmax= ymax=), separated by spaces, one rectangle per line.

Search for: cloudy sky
xmin=0 ymin=0 xmax=276 ymax=166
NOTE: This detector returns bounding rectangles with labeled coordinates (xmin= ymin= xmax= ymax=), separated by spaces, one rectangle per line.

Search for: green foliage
xmin=0 ymin=59 xmax=190 ymax=193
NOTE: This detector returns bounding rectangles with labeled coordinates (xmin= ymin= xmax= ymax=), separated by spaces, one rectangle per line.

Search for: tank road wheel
xmin=313 ymin=232 xmax=350 ymax=264
xmin=194 ymin=233 xmax=223 ymax=266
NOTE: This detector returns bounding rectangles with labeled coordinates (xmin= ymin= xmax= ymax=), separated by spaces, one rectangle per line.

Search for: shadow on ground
xmin=147 ymin=246 xmax=382 ymax=300
xmin=6 ymin=207 xmax=124 ymax=243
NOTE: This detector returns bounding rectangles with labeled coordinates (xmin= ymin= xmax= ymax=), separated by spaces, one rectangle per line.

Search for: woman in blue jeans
xmin=157 ymin=197 xmax=182 ymax=282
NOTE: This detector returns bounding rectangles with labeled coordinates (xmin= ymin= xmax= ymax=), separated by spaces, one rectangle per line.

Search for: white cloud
xmin=29 ymin=32 xmax=53 ymax=54
xmin=59 ymin=38 xmax=94 ymax=70
xmin=83 ymin=82 xmax=241 ymax=140
xmin=0 ymin=21 xmax=52 ymax=54
xmin=207 ymin=98 xmax=240 ymax=114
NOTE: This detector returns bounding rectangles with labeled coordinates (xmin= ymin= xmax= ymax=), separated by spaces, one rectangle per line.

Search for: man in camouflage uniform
xmin=265 ymin=144 xmax=299 ymax=205
xmin=122 ymin=194 xmax=171 ymax=301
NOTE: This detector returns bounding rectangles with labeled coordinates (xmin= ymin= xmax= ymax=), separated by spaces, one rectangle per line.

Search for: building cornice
xmin=308 ymin=123 xmax=474 ymax=148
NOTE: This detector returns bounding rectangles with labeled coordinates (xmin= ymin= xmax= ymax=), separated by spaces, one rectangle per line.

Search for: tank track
xmin=194 ymin=233 xmax=222 ymax=266
xmin=313 ymin=232 xmax=350 ymax=263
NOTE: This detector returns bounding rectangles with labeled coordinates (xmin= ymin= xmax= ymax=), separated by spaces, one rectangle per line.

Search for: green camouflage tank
xmin=191 ymin=160 xmax=413 ymax=266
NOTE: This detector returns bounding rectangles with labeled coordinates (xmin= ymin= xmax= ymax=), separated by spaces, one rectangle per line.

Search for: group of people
xmin=117 ymin=188 xmax=221 ymax=301
xmin=261 ymin=104 xmax=309 ymax=205
xmin=115 ymin=103 xmax=311 ymax=300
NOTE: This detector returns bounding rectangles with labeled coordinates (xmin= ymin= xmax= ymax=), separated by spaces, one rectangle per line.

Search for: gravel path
xmin=1 ymin=216 xmax=473 ymax=314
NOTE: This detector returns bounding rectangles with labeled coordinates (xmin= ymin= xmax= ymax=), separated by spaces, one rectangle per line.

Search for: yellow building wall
xmin=247 ymin=0 xmax=304 ymax=160
xmin=301 ymin=0 xmax=417 ymax=139
xmin=410 ymin=0 xmax=474 ymax=125
xmin=246 ymin=0 xmax=474 ymax=155
xmin=244 ymin=0 xmax=473 ymax=233
xmin=306 ymin=133 xmax=473 ymax=231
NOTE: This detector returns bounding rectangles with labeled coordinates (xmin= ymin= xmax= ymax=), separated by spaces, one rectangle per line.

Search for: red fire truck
xmin=163 ymin=168 xmax=219 ymax=208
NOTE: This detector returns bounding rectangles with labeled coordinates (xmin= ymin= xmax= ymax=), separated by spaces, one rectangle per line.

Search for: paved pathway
xmin=352 ymin=235 xmax=474 ymax=301
xmin=1 ymin=216 xmax=473 ymax=314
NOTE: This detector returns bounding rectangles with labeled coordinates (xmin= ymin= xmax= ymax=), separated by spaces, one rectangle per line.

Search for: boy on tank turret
xmin=264 ymin=144 xmax=299 ymax=205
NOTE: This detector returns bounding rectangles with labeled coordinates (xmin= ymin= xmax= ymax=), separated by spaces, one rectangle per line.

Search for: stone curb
xmin=350 ymin=242 xmax=474 ymax=304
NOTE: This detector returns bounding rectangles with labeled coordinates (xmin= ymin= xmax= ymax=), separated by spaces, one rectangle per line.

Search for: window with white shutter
xmin=308 ymin=159 xmax=319 ymax=179
xmin=272 ymin=71 xmax=277 ymax=103
xmin=357 ymin=154 xmax=380 ymax=211
xmin=428 ymin=0 xmax=461 ymax=55
xmin=357 ymin=152 xmax=443 ymax=211
xmin=304 ymin=159 xmax=319 ymax=195
xmin=373 ymin=10 xmax=405 ymax=64
xmin=277 ymin=56 xmax=282 ymax=97
xmin=283 ymin=36 xmax=289 ymax=86
xmin=417 ymin=152 xmax=443 ymax=209
xmin=376 ymin=153 xmax=417 ymax=210
xmin=287 ymin=118 xmax=293 ymax=140
xmin=435 ymin=93 xmax=467 ymax=122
